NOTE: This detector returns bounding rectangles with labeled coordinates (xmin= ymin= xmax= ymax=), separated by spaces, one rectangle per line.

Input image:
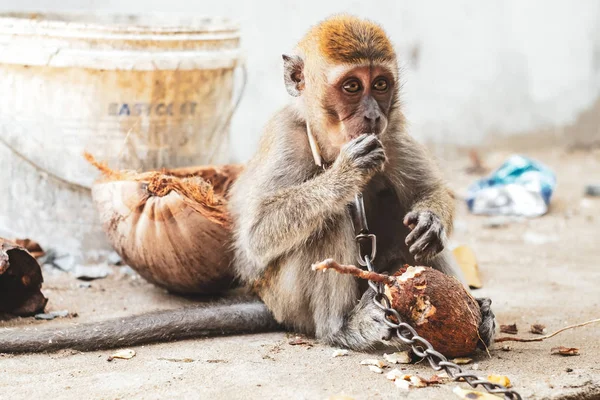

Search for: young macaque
xmin=0 ymin=14 xmax=495 ymax=353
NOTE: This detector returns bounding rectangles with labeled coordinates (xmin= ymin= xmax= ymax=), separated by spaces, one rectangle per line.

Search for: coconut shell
xmin=0 ymin=238 xmax=48 ymax=316
xmin=387 ymin=266 xmax=481 ymax=358
xmin=312 ymin=260 xmax=482 ymax=357
xmin=86 ymin=153 xmax=243 ymax=294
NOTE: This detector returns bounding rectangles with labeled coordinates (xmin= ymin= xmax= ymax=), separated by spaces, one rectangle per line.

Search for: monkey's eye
xmin=342 ymin=79 xmax=362 ymax=94
xmin=373 ymin=78 xmax=388 ymax=92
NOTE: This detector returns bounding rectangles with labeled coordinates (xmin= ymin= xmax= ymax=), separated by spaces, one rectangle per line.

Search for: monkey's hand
xmin=476 ymin=297 xmax=496 ymax=349
xmin=334 ymin=134 xmax=386 ymax=181
xmin=403 ymin=210 xmax=446 ymax=262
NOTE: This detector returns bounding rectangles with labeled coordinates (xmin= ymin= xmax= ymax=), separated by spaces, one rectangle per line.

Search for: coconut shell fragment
xmin=0 ymin=238 xmax=48 ymax=316
xmin=313 ymin=259 xmax=482 ymax=357
xmin=85 ymin=153 xmax=243 ymax=294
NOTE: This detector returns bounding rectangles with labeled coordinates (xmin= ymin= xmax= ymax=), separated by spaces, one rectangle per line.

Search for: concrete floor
xmin=1 ymin=146 xmax=599 ymax=400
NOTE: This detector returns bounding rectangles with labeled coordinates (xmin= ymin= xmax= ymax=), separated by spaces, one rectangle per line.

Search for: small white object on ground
xmin=368 ymin=365 xmax=383 ymax=374
xmin=331 ymin=349 xmax=349 ymax=358
xmin=383 ymin=351 xmax=411 ymax=364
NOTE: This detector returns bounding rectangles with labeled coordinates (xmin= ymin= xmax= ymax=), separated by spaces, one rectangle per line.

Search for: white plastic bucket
xmin=0 ymin=13 xmax=244 ymax=259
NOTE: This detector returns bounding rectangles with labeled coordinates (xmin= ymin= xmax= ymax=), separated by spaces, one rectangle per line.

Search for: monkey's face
xmin=322 ymin=65 xmax=395 ymax=146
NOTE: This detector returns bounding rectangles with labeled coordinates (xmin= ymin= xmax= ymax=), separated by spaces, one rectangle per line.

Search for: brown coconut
xmin=313 ymin=260 xmax=482 ymax=357
xmin=85 ymin=153 xmax=243 ymax=294
xmin=0 ymin=238 xmax=48 ymax=316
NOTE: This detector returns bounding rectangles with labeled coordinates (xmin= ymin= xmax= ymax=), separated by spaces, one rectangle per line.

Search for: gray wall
xmin=1 ymin=1 xmax=599 ymax=161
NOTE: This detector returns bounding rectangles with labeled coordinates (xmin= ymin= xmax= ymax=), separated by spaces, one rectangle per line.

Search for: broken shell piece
xmin=383 ymin=351 xmax=411 ymax=364
xmin=331 ymin=349 xmax=349 ymax=358
xmin=453 ymin=386 xmax=499 ymax=399
xmin=0 ymin=238 xmax=47 ymax=316
xmin=86 ymin=153 xmax=242 ymax=294
xmin=386 ymin=369 xmax=407 ymax=381
xmin=409 ymin=376 xmax=427 ymax=388
xmin=394 ymin=379 xmax=411 ymax=390
xmin=368 ymin=365 xmax=383 ymax=374
xmin=108 ymin=349 xmax=136 ymax=361
xmin=451 ymin=357 xmax=473 ymax=365
xmin=360 ymin=359 xmax=385 ymax=368
xmin=487 ymin=375 xmax=512 ymax=388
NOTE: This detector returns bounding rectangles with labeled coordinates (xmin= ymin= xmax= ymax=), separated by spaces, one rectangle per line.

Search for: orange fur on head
xmin=298 ymin=15 xmax=395 ymax=64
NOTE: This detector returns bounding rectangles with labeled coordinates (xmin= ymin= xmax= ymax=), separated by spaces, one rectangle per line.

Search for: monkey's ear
xmin=282 ymin=54 xmax=305 ymax=97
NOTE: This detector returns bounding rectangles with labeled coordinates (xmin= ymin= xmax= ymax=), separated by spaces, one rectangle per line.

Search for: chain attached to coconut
xmin=349 ymin=193 xmax=522 ymax=400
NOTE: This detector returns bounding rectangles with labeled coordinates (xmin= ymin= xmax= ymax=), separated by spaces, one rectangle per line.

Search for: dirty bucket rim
xmin=0 ymin=12 xmax=240 ymax=35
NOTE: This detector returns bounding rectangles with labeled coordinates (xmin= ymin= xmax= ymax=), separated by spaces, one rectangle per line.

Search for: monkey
xmin=0 ymin=15 xmax=495 ymax=354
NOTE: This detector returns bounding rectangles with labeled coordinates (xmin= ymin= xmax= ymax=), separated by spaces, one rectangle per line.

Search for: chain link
xmin=353 ymin=194 xmax=522 ymax=400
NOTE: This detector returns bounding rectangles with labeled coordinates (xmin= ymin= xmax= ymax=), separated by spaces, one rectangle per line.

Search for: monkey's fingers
xmin=404 ymin=213 xmax=431 ymax=246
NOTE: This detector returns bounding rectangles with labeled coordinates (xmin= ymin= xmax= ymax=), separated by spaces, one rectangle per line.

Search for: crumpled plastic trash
xmin=466 ymin=155 xmax=556 ymax=217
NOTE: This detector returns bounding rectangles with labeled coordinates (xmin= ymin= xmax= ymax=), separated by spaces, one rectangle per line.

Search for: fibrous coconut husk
xmin=85 ymin=153 xmax=243 ymax=294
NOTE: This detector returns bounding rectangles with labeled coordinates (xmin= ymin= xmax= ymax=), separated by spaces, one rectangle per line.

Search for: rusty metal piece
xmin=0 ymin=238 xmax=47 ymax=316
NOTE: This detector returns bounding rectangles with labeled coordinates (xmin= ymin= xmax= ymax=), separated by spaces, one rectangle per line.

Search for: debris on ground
xmin=530 ymin=324 xmax=547 ymax=335
xmin=0 ymin=237 xmax=48 ymax=316
xmin=481 ymin=215 xmax=524 ymax=229
xmin=451 ymin=357 xmax=473 ymax=365
xmin=386 ymin=370 xmax=439 ymax=390
xmin=452 ymin=245 xmax=482 ymax=289
xmin=288 ymin=336 xmax=313 ymax=347
xmin=157 ymin=357 xmax=195 ymax=363
xmin=359 ymin=359 xmax=385 ymax=368
xmin=465 ymin=149 xmax=489 ymax=175
xmin=584 ymin=184 xmax=600 ymax=197
xmin=501 ymin=345 xmax=512 ymax=351
xmin=367 ymin=365 xmax=384 ymax=374
xmin=551 ymin=346 xmax=579 ymax=356
xmin=500 ymin=323 xmax=518 ymax=334
xmin=453 ymin=386 xmax=500 ymax=399
xmin=107 ymin=349 xmax=136 ymax=361
xmin=487 ymin=374 xmax=512 ymax=387
xmin=466 ymin=154 xmax=556 ymax=217
xmin=523 ymin=231 xmax=559 ymax=245
xmin=496 ymin=318 xmax=600 ymax=343
xmin=331 ymin=349 xmax=349 ymax=358
xmin=313 ymin=260 xmax=482 ymax=357
xmin=73 ymin=263 xmax=112 ymax=281
xmin=14 ymin=239 xmax=45 ymax=259
xmin=383 ymin=351 xmax=411 ymax=364
xmin=34 ymin=310 xmax=70 ymax=320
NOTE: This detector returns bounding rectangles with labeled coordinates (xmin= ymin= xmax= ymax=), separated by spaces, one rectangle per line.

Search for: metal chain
xmin=352 ymin=194 xmax=522 ymax=400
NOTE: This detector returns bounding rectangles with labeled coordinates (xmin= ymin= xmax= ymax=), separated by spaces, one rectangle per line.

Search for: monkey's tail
xmin=0 ymin=299 xmax=280 ymax=353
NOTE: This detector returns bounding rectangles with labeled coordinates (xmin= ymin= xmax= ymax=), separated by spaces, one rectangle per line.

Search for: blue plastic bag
xmin=466 ymin=155 xmax=556 ymax=217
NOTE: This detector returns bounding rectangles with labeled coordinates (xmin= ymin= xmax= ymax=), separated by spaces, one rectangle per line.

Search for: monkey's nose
xmin=364 ymin=115 xmax=381 ymax=132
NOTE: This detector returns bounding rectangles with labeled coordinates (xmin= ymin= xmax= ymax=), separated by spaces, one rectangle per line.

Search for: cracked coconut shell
xmin=313 ymin=260 xmax=482 ymax=357
xmin=86 ymin=153 xmax=243 ymax=294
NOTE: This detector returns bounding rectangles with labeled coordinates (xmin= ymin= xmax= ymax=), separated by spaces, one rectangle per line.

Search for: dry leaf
xmin=360 ymin=359 xmax=385 ymax=368
xmin=500 ymin=323 xmax=518 ymax=334
xmin=487 ymin=375 xmax=512 ymax=388
xmin=368 ymin=365 xmax=383 ymax=374
xmin=530 ymin=324 xmax=546 ymax=335
xmin=107 ymin=349 xmax=136 ymax=361
xmin=451 ymin=357 xmax=473 ymax=365
xmin=452 ymin=245 xmax=482 ymax=289
xmin=383 ymin=351 xmax=411 ymax=364
xmin=331 ymin=349 xmax=349 ymax=358
xmin=551 ymin=346 xmax=579 ymax=356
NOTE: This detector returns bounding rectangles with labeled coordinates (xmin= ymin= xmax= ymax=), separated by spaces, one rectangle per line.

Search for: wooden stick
xmin=311 ymin=259 xmax=395 ymax=285
xmin=495 ymin=318 xmax=600 ymax=343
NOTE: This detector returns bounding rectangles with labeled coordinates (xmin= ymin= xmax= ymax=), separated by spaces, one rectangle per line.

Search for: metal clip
xmin=356 ymin=233 xmax=377 ymax=266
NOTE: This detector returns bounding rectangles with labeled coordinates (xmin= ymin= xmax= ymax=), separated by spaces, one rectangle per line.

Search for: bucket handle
xmin=0 ymin=61 xmax=248 ymax=192
xmin=206 ymin=61 xmax=247 ymax=164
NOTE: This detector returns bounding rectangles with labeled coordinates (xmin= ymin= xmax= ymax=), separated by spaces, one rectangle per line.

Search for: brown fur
xmin=299 ymin=15 xmax=395 ymax=64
